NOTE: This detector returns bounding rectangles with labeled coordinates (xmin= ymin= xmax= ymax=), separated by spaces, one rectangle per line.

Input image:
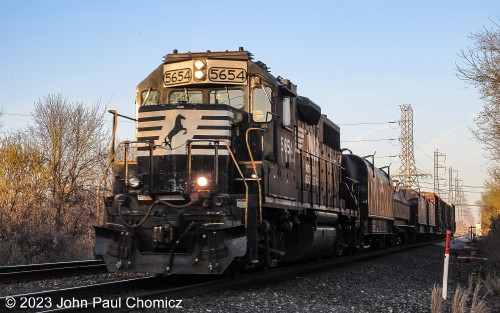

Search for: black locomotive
xmin=94 ymin=48 xmax=455 ymax=275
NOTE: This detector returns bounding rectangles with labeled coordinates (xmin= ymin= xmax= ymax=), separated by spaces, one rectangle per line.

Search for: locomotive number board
xmin=163 ymin=68 xmax=192 ymax=85
xmin=164 ymin=60 xmax=248 ymax=87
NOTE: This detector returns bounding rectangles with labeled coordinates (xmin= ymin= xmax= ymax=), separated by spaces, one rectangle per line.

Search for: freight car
xmin=392 ymin=189 xmax=413 ymax=244
xmin=94 ymin=48 xmax=454 ymax=275
xmin=341 ymin=153 xmax=398 ymax=249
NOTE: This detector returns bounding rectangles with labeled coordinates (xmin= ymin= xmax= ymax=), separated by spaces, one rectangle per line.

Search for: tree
xmin=29 ymin=94 xmax=108 ymax=232
xmin=0 ymin=131 xmax=53 ymax=264
xmin=457 ymin=20 xmax=500 ymax=236
xmin=479 ymin=175 xmax=500 ymax=232
xmin=456 ymin=19 xmax=500 ymax=163
xmin=0 ymin=95 xmax=109 ymax=264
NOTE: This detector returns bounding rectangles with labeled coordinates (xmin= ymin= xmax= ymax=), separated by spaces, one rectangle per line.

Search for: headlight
xmin=194 ymin=60 xmax=206 ymax=70
xmin=193 ymin=60 xmax=206 ymax=81
xmin=196 ymin=176 xmax=208 ymax=187
xmin=194 ymin=70 xmax=206 ymax=80
xmin=129 ymin=176 xmax=141 ymax=188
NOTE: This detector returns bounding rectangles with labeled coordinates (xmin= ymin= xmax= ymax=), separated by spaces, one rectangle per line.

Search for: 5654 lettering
xmin=209 ymin=67 xmax=246 ymax=83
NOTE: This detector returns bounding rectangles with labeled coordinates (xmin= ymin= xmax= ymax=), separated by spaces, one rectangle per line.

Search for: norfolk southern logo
xmin=163 ymin=114 xmax=187 ymax=149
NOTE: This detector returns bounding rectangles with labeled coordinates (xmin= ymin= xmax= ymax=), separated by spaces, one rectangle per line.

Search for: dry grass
xmin=452 ymin=286 xmax=468 ymax=313
xmin=484 ymin=271 xmax=500 ymax=296
xmin=431 ymin=284 xmax=445 ymax=313
xmin=432 ymin=272 xmax=496 ymax=313
xmin=470 ymin=277 xmax=490 ymax=313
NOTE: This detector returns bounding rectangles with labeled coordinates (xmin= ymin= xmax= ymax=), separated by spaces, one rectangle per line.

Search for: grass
xmin=431 ymin=284 xmax=445 ymax=313
xmin=431 ymin=273 xmax=495 ymax=313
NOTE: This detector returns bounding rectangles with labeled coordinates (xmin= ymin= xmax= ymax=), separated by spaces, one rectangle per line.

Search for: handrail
xmin=245 ymin=128 xmax=263 ymax=222
xmin=96 ymin=140 xmax=151 ymax=223
xmin=298 ymin=148 xmax=343 ymax=207
xmin=186 ymin=139 xmax=249 ymax=227
xmin=342 ymin=180 xmax=360 ymax=211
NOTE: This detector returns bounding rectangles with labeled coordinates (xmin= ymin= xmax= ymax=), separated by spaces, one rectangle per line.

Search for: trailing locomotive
xmin=94 ymin=48 xmax=455 ymax=275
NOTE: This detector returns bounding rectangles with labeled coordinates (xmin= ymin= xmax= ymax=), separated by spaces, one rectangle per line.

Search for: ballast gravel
xmin=176 ymin=240 xmax=492 ymax=313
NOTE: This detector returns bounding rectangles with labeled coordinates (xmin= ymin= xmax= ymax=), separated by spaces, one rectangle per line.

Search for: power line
xmin=375 ymin=155 xmax=399 ymax=159
xmin=343 ymin=138 xmax=398 ymax=143
xmin=338 ymin=121 xmax=398 ymax=126
xmin=415 ymin=144 xmax=433 ymax=160
xmin=2 ymin=112 xmax=31 ymax=117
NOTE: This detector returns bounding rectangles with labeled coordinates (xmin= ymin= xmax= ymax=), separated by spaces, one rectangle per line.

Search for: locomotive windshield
xmin=169 ymin=89 xmax=203 ymax=104
xmin=209 ymin=88 xmax=244 ymax=109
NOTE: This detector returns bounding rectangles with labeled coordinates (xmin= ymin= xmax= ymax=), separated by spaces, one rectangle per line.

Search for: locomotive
xmin=94 ymin=48 xmax=455 ymax=275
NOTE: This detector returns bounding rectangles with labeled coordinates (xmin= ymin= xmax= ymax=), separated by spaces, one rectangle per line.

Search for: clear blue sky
xmin=1 ymin=0 xmax=498 ymax=221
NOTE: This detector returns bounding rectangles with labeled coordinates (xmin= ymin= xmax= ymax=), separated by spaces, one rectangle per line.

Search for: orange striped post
xmin=442 ymin=230 xmax=452 ymax=299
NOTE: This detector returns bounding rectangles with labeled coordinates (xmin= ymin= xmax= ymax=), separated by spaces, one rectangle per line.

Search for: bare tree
xmin=0 ymin=95 xmax=109 ymax=264
xmin=458 ymin=20 xmax=500 ymax=241
xmin=457 ymin=19 xmax=500 ymax=162
xmin=29 ymin=94 xmax=108 ymax=232
xmin=0 ymin=131 xmax=53 ymax=264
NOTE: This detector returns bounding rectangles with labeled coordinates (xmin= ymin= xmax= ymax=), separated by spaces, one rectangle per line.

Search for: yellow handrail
xmin=245 ymin=128 xmax=263 ymax=222
xmin=186 ymin=139 xmax=249 ymax=227
xmin=219 ymin=140 xmax=249 ymax=227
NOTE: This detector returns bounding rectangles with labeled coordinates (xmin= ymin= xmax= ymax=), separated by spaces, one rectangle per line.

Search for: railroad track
xmin=0 ymin=260 xmax=107 ymax=284
xmin=0 ymin=275 xmax=217 ymax=312
xmin=1 ymin=240 xmax=442 ymax=312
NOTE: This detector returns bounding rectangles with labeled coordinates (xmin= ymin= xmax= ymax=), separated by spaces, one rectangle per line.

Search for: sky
xmin=1 ymin=0 xmax=498 ymax=222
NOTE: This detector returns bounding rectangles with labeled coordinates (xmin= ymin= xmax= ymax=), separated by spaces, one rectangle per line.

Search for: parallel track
xmin=0 ymin=260 xmax=107 ymax=284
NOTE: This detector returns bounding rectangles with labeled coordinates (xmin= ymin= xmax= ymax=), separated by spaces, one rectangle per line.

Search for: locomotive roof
xmin=164 ymin=48 xmax=252 ymax=63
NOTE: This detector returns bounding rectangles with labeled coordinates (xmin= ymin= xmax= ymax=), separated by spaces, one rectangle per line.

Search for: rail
xmin=0 ymin=260 xmax=106 ymax=284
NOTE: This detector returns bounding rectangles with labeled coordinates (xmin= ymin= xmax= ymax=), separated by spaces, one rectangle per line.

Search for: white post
xmin=442 ymin=230 xmax=451 ymax=299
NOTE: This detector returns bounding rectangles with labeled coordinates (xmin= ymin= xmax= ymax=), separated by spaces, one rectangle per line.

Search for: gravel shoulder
xmin=177 ymin=240 xmax=494 ymax=313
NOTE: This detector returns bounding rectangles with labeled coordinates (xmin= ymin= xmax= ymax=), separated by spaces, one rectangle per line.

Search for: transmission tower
xmin=434 ymin=149 xmax=447 ymax=198
xmin=448 ymin=166 xmax=457 ymax=205
xmin=394 ymin=104 xmax=427 ymax=188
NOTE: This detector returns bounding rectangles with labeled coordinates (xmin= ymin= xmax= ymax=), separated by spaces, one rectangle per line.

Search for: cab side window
xmin=282 ymin=97 xmax=291 ymax=127
xmin=141 ymin=89 xmax=160 ymax=105
xmin=252 ymin=85 xmax=273 ymax=123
